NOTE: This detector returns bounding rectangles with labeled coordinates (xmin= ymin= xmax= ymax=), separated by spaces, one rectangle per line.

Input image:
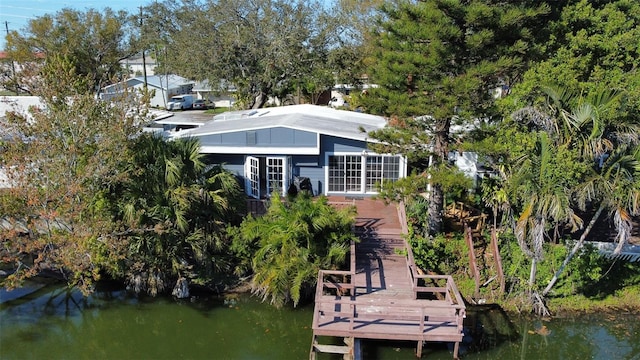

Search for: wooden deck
xmin=311 ymin=197 xmax=466 ymax=359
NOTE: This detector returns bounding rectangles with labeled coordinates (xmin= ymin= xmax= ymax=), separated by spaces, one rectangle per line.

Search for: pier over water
xmin=311 ymin=197 xmax=466 ymax=359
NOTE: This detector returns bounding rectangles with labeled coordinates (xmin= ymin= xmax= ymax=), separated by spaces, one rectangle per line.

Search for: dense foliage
xmin=103 ymin=134 xmax=246 ymax=296
xmin=0 ymin=56 xmax=141 ymax=293
xmin=361 ymin=0 xmax=549 ymax=235
xmin=138 ymin=0 xmax=338 ymax=109
xmin=4 ymin=8 xmax=135 ymax=94
xmin=230 ymin=193 xmax=357 ymax=307
xmin=1 ymin=0 xmax=639 ymax=313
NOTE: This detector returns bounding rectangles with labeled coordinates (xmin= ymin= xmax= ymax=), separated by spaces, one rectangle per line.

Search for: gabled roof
xmin=102 ymin=75 xmax=194 ymax=92
xmin=192 ymin=79 xmax=237 ymax=92
xmin=179 ymin=104 xmax=387 ymax=142
xmin=128 ymin=75 xmax=194 ymax=90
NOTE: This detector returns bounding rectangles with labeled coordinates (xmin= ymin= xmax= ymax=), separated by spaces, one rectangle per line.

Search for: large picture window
xmin=328 ymin=154 xmax=403 ymax=194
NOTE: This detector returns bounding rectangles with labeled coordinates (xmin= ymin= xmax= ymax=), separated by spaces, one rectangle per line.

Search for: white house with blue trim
xmin=171 ymin=104 xmax=407 ymax=198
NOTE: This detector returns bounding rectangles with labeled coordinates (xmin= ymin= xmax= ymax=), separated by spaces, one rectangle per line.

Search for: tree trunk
xmin=541 ymin=205 xmax=604 ymax=296
xmin=427 ymin=118 xmax=451 ymax=236
xmin=251 ymin=91 xmax=268 ymax=109
xmin=172 ymin=277 xmax=190 ymax=299
xmin=427 ymin=184 xmax=444 ymax=235
xmin=528 ymin=257 xmax=537 ymax=290
xmin=491 ymin=226 xmax=506 ymax=294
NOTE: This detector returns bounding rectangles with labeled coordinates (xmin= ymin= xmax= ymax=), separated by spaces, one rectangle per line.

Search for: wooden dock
xmin=311 ymin=197 xmax=466 ymax=359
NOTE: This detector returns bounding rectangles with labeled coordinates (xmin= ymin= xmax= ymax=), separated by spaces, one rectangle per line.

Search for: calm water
xmin=1 ymin=282 xmax=638 ymax=360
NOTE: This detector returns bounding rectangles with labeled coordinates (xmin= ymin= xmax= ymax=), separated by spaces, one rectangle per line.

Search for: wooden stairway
xmin=310 ymin=335 xmax=358 ymax=360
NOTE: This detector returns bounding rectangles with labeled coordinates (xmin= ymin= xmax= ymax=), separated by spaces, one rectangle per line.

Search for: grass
xmin=204 ymin=107 xmax=234 ymax=115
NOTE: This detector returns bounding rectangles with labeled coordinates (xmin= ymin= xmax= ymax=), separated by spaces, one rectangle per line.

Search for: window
xmin=266 ymin=157 xmax=284 ymax=195
xmin=328 ymin=154 xmax=402 ymax=193
xmin=328 ymin=156 xmax=345 ymax=192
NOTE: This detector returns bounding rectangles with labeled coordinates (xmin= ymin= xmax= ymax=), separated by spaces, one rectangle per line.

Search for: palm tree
xmin=112 ymin=134 xmax=244 ymax=296
xmin=542 ymin=145 xmax=640 ymax=296
xmin=510 ymin=132 xmax=583 ymax=290
xmin=534 ymin=86 xmax=640 ymax=296
xmin=232 ymin=193 xmax=356 ymax=307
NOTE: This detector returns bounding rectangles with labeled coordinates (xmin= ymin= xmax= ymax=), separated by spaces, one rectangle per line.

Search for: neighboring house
xmin=100 ymin=75 xmax=195 ymax=109
xmin=329 ymin=83 xmax=379 ymax=108
xmin=171 ymin=104 xmax=408 ymax=198
xmin=449 ymin=151 xmax=493 ymax=188
xmin=120 ymin=53 xmax=157 ymax=76
xmin=192 ymin=79 xmax=237 ymax=109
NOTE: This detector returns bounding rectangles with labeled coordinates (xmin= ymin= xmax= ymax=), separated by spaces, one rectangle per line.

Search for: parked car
xmin=192 ymin=99 xmax=207 ymax=110
xmin=167 ymin=94 xmax=194 ymax=110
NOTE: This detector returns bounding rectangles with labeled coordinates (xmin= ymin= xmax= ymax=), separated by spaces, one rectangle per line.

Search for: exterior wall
xmin=198 ymin=127 xmax=317 ymax=148
xmin=204 ymin=154 xmax=244 ymax=175
xmin=321 ymin=136 xmax=368 ymax=153
xmin=291 ymin=155 xmax=323 ymax=196
xmin=199 ymin=134 xmax=396 ymax=198
xmin=147 ymin=85 xmax=168 ymax=109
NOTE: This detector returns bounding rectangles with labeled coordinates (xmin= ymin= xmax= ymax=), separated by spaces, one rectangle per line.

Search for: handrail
xmin=398 ymin=201 xmax=466 ymax=315
xmin=312 ymin=199 xmax=466 ymax=342
xmin=316 ymin=240 xmax=357 ymax=298
xmin=313 ymin=297 xmax=465 ymax=341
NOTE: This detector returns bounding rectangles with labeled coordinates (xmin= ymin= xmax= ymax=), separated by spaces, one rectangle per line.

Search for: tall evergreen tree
xmin=361 ymin=0 xmax=549 ymax=235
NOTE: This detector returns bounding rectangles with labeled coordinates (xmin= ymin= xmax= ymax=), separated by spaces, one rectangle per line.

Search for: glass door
xmin=245 ymin=156 xmax=260 ymax=199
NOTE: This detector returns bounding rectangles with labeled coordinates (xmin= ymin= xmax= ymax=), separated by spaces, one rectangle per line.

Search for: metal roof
xmin=178 ymin=104 xmax=387 ymax=142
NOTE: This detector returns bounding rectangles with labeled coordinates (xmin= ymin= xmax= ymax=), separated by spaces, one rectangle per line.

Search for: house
xmin=192 ymin=79 xmax=237 ymax=109
xmin=328 ymin=83 xmax=379 ymax=108
xmin=100 ymin=75 xmax=195 ymax=109
xmin=171 ymin=104 xmax=407 ymax=198
xmin=120 ymin=53 xmax=157 ymax=76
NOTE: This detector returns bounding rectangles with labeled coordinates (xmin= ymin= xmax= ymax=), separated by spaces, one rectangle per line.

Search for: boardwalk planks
xmin=310 ymin=198 xmax=466 ymax=359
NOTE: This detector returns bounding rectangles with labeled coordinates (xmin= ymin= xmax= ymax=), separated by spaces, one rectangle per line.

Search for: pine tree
xmin=362 ymin=0 xmax=549 ymax=235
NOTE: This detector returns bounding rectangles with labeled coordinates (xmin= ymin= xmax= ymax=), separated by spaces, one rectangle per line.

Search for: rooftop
xmin=177 ymin=104 xmax=387 ymax=142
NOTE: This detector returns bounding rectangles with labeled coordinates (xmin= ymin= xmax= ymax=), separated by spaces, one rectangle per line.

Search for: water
xmin=1 ymin=282 xmax=639 ymax=360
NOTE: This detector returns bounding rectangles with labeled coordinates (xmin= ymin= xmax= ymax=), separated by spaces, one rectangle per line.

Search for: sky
xmin=0 ymin=0 xmax=154 ymax=49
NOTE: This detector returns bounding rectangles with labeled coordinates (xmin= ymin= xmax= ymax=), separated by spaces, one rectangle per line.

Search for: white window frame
xmin=265 ymin=156 xmax=290 ymax=197
xmin=325 ymin=152 xmax=406 ymax=195
xmin=244 ymin=156 xmax=260 ymax=199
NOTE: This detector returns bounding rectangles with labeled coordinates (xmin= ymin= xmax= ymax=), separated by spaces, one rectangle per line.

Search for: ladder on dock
xmin=310 ymin=336 xmax=360 ymax=360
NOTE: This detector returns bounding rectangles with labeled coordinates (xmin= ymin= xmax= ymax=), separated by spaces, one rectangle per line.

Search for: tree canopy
xmin=0 ymin=56 xmax=142 ymax=293
xmin=361 ymin=0 xmax=549 ymax=235
xmin=105 ymin=134 xmax=246 ymax=296
xmin=139 ymin=0 xmax=338 ymax=109
xmin=4 ymin=8 xmax=136 ymax=94
xmin=231 ymin=194 xmax=357 ymax=307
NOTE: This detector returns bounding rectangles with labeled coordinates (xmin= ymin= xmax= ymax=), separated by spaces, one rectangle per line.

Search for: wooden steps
xmin=312 ymin=198 xmax=465 ymax=359
xmin=310 ymin=335 xmax=355 ymax=360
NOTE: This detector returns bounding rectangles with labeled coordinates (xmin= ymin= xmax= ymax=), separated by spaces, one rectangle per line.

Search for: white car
xmin=167 ymin=95 xmax=194 ymax=110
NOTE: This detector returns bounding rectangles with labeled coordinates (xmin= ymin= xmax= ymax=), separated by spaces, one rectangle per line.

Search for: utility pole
xmin=139 ymin=7 xmax=148 ymax=91
xmin=4 ymin=21 xmax=19 ymax=94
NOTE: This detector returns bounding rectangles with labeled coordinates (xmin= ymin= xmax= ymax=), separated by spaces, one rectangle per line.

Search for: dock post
xmin=453 ymin=341 xmax=460 ymax=359
xmin=416 ymin=340 xmax=423 ymax=357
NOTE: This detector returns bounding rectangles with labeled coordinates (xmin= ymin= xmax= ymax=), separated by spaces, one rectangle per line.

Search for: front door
xmin=245 ymin=156 xmax=260 ymax=199
xmin=245 ymin=156 xmax=291 ymax=198
xmin=266 ymin=157 xmax=285 ymax=196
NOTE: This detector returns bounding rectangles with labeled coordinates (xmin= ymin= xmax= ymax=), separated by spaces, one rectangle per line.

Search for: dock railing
xmin=315 ymin=240 xmax=357 ymax=298
xmin=399 ymin=201 xmax=466 ymax=325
